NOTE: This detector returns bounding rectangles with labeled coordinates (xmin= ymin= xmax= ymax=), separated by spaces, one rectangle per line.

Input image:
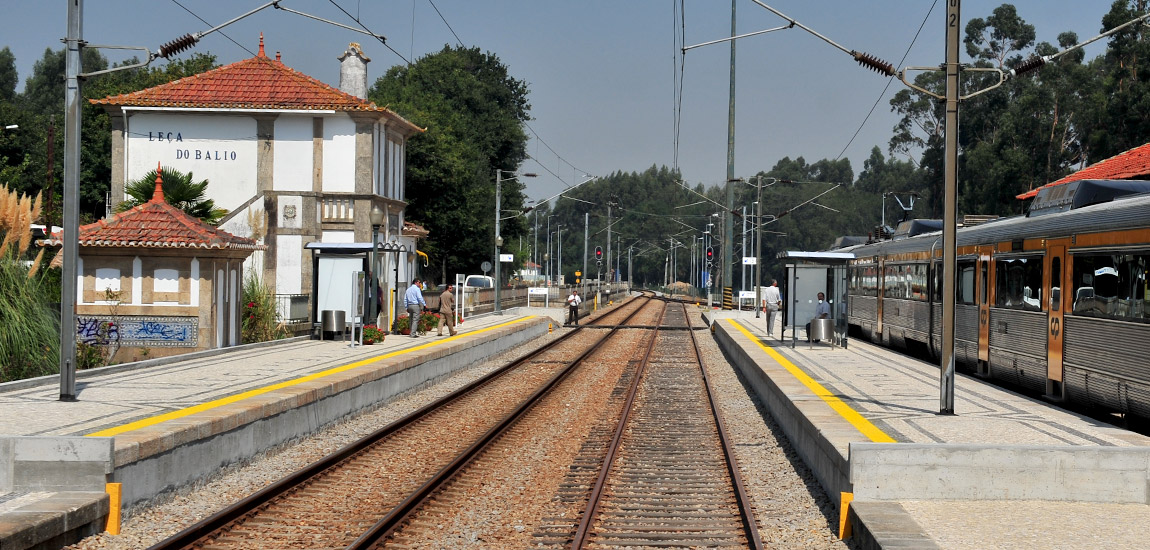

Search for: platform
xmin=0 ymin=310 xmax=551 ymax=550
xmin=708 ymin=309 xmax=1150 ymax=549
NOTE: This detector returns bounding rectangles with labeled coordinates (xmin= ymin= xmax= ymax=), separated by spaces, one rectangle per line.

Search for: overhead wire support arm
xmin=1010 ymin=11 xmax=1150 ymax=78
xmin=750 ymin=0 xmax=895 ymax=76
xmin=682 ymin=23 xmax=795 ymax=52
xmin=77 ymin=0 xmax=281 ymax=78
xmin=274 ymin=3 xmax=388 ymax=41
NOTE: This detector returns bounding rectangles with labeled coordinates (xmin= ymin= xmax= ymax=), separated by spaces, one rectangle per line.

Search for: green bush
xmin=241 ymin=272 xmax=288 ymax=344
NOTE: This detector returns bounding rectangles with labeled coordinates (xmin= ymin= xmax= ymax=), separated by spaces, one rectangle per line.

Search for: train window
xmin=1071 ymin=253 xmax=1149 ymax=323
xmin=957 ymin=261 xmax=976 ymax=305
xmin=994 ymin=257 xmax=1042 ymax=311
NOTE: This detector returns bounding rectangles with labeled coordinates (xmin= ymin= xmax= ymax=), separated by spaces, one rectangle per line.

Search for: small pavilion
xmin=44 ymin=164 xmax=264 ymax=360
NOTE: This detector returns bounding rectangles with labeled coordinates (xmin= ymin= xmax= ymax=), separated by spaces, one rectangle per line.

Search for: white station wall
xmin=126 ymin=112 xmax=257 ymax=212
xmin=273 ymin=117 xmax=313 ymax=192
xmin=322 ymin=116 xmax=356 ymax=192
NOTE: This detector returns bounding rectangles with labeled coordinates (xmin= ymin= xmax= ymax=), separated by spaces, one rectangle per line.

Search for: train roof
xmin=848 ymin=186 xmax=1150 ymax=259
xmin=1028 ymin=179 xmax=1150 ymax=217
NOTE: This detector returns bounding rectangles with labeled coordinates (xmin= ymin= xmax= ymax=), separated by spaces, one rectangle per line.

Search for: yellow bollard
xmin=838 ymin=492 xmax=854 ymax=539
xmin=105 ymin=483 xmax=122 ymax=535
xmin=548 ymin=322 xmax=553 ymax=333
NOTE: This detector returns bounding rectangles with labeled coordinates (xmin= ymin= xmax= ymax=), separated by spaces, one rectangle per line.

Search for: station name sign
xmin=147 ymin=130 xmax=239 ymax=162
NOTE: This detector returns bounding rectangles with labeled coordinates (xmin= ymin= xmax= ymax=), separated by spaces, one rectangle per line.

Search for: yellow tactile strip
xmin=725 ymin=319 xmax=895 ymax=443
xmin=87 ymin=317 xmax=541 ymax=466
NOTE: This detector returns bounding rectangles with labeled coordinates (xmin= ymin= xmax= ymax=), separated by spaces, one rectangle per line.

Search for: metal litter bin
xmin=321 ymin=310 xmax=346 ymax=341
xmin=809 ymin=318 xmax=834 ymax=348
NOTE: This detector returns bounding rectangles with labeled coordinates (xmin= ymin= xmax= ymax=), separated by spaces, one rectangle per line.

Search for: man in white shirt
xmin=566 ymin=290 xmax=582 ymax=326
xmin=762 ymin=279 xmax=782 ymax=337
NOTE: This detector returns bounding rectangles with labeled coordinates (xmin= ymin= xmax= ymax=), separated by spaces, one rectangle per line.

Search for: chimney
xmin=338 ymin=42 xmax=370 ymax=99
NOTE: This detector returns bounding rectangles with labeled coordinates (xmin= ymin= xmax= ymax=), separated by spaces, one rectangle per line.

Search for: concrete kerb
xmin=0 ymin=437 xmax=113 ymax=550
xmin=707 ymin=315 xmax=853 ymax=502
xmin=108 ymin=316 xmax=548 ymax=508
xmin=850 ymin=442 xmax=1150 ymax=503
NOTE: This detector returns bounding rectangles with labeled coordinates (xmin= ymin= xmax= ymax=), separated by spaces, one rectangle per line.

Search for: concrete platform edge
xmin=109 ymin=317 xmax=548 ymax=508
xmin=707 ymin=315 xmax=932 ymax=550
xmin=0 ymin=492 xmax=108 ymax=550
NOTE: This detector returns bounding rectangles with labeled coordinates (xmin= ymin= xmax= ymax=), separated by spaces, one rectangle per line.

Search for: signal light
xmin=595 ymin=246 xmax=603 ymax=260
xmin=706 ymin=247 xmax=714 ymax=262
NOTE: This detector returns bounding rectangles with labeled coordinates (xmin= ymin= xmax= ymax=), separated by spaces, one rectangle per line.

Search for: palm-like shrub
xmin=118 ymin=167 xmax=228 ymax=225
xmin=0 ymin=185 xmax=59 ymax=382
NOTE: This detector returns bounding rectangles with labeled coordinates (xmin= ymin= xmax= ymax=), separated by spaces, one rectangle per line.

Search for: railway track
xmin=147 ymin=293 xmax=655 ymax=550
xmin=536 ymin=301 xmax=763 ymax=549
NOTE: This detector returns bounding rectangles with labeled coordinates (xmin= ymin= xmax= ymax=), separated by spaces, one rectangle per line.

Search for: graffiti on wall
xmin=77 ymin=316 xmax=198 ymax=347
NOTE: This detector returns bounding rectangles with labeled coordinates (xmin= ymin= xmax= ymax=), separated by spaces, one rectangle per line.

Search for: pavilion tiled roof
xmin=43 ymin=165 xmax=263 ymax=252
xmin=1017 ymin=142 xmax=1150 ymax=199
xmin=89 ymin=36 xmax=422 ymax=133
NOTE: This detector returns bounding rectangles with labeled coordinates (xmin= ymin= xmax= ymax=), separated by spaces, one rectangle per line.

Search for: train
xmin=841 ymin=179 xmax=1150 ymax=420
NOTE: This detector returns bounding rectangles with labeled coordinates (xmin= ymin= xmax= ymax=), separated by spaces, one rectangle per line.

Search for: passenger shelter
xmin=776 ymin=250 xmax=854 ymax=348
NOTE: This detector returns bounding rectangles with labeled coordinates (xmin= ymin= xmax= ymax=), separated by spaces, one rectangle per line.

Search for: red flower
xmin=247 ymin=302 xmax=256 ymax=308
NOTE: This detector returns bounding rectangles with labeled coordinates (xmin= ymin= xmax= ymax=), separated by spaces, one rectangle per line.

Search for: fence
xmin=274 ymin=294 xmax=310 ymax=324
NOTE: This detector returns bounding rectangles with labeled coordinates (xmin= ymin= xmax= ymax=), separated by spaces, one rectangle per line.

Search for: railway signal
xmin=706 ymin=246 xmax=714 ymax=267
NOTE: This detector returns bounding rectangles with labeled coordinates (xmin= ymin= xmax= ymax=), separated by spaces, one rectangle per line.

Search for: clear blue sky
xmin=1 ymin=1 xmax=1117 ymax=202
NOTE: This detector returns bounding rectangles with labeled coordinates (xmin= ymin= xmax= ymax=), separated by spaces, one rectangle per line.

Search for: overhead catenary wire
xmin=834 ymin=0 xmax=937 ymax=162
xmin=325 ymin=0 xmax=411 ymax=65
xmin=168 ymin=0 xmax=257 ymax=57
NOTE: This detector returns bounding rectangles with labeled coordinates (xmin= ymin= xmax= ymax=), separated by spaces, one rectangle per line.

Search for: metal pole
xmin=494 ymin=170 xmax=502 ymax=314
xmin=533 ymin=209 xmax=538 ymax=280
xmin=583 ymin=212 xmax=589 ymax=288
xmin=741 ymin=205 xmax=747 ymax=293
xmin=59 ymin=0 xmax=83 ymax=401
xmin=723 ymin=0 xmax=737 ymax=307
xmin=940 ymin=0 xmax=960 ymax=415
xmin=370 ymin=225 xmax=379 ymax=323
xmin=755 ymin=176 xmax=763 ymax=318
xmin=558 ymin=225 xmax=563 ymax=287
xmin=606 ymin=202 xmax=612 ymax=283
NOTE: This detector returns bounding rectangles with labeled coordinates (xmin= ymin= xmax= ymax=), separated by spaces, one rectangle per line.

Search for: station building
xmin=90 ymin=37 xmax=425 ymax=328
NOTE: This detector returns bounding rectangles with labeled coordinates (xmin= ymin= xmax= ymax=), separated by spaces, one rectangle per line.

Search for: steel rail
xmin=148 ymin=293 xmax=651 ymax=550
xmin=348 ymin=294 xmax=658 ymax=549
xmin=685 ymin=305 xmax=765 ymax=549
xmin=569 ymin=298 xmax=668 ymax=548
xmin=570 ymin=301 xmax=763 ymax=549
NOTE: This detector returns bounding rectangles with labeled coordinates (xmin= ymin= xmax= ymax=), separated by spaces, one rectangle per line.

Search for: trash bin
xmin=809 ymin=318 xmax=834 ymax=347
xmin=321 ymin=310 xmax=346 ymax=340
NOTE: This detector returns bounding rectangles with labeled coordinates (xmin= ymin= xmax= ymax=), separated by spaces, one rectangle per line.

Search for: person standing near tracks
xmin=566 ymin=289 xmax=582 ymax=326
xmin=763 ymin=279 xmax=782 ymax=337
xmin=437 ymin=284 xmax=457 ymax=337
xmin=404 ymin=278 xmax=426 ymax=338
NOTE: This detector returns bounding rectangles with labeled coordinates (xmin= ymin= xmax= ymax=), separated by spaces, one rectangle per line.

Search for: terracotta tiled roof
xmin=89 ymin=37 xmax=422 ymax=133
xmin=1017 ymin=142 xmax=1150 ymax=200
xmin=43 ymin=166 xmax=264 ymax=251
xmin=402 ymin=220 xmax=429 ymax=238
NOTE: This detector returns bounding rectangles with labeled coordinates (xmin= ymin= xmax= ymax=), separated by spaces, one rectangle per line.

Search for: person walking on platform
xmin=763 ymin=279 xmax=782 ymax=337
xmin=404 ymin=278 xmax=426 ymax=338
xmin=566 ymin=289 xmax=582 ymax=326
xmin=437 ymin=284 xmax=457 ymax=337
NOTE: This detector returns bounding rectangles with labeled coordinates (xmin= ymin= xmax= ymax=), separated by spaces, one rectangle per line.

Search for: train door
xmin=875 ymin=257 xmax=884 ymax=339
xmin=1045 ymin=240 xmax=1068 ymax=398
xmin=977 ymin=247 xmax=992 ymax=368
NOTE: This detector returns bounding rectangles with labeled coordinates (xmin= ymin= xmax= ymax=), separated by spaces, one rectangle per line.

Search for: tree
xmin=368 ymin=46 xmax=531 ymax=283
xmin=0 ymin=47 xmax=17 ymax=103
xmin=118 ymin=166 xmax=226 ymax=225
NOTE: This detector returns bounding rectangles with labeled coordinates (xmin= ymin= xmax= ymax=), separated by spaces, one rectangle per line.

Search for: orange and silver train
xmin=844 ymin=180 xmax=1150 ymax=419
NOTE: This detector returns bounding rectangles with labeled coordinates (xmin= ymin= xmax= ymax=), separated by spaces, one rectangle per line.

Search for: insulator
xmin=853 ymin=51 xmax=896 ymax=77
xmin=157 ymin=34 xmax=198 ymax=59
xmin=1012 ymin=55 xmax=1047 ymax=76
